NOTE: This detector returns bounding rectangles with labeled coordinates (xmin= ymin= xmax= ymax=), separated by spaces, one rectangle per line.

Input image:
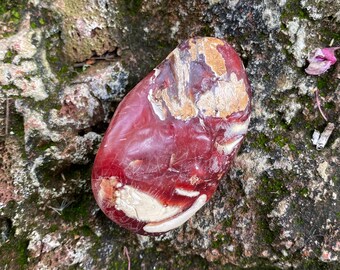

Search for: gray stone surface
xmin=0 ymin=0 xmax=339 ymax=269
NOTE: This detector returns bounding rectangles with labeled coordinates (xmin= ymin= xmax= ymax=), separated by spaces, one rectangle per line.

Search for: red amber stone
xmin=92 ymin=37 xmax=251 ymax=235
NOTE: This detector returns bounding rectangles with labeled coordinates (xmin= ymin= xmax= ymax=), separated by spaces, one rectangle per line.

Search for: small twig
xmin=123 ymin=246 xmax=131 ymax=270
xmin=73 ymin=63 xmax=90 ymax=68
xmin=91 ymin=55 xmax=116 ymax=61
xmin=47 ymin=205 xmax=63 ymax=215
xmin=73 ymin=53 xmax=117 ymax=67
xmin=48 ymin=199 xmax=74 ymax=215
xmin=313 ymin=88 xmax=328 ymax=121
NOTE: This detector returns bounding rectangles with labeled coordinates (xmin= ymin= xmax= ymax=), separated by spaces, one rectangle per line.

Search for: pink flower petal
xmin=305 ymin=61 xmax=332 ymax=75
xmin=321 ymin=47 xmax=339 ymax=65
xmin=305 ymin=46 xmax=339 ymax=75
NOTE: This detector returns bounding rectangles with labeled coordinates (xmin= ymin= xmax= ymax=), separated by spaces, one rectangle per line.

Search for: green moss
xmin=251 ymin=132 xmax=270 ymax=151
xmin=264 ymin=176 xmax=287 ymax=195
xmin=138 ymin=245 xmax=209 ymax=269
xmin=296 ymin=94 xmax=313 ymax=112
xmin=0 ymin=0 xmax=25 ymax=31
xmin=27 ymin=192 xmax=39 ymax=204
xmin=288 ymin=143 xmax=297 ymax=152
xmin=1 ymin=83 xmax=17 ymax=90
xmin=2 ymin=200 xmax=17 ymax=217
xmin=38 ymin=17 xmax=45 ymax=25
xmin=79 ymin=225 xmax=93 ymax=236
xmin=257 ymin=219 xmax=277 ymax=244
xmin=30 ymin=21 xmax=37 ymax=29
xmin=199 ymin=25 xmax=214 ymax=37
xmin=255 ymin=171 xmax=289 ymax=245
xmin=4 ymin=50 xmax=16 ymax=63
xmin=273 ymin=135 xmax=288 ymax=148
xmin=0 ymin=236 xmax=29 ymax=269
xmin=17 ymin=239 xmax=29 ymax=266
xmin=316 ymin=77 xmax=327 ymax=91
xmin=278 ymin=117 xmax=291 ymax=130
xmin=29 ymin=8 xmax=50 ymax=30
xmin=61 ymin=193 xmax=91 ymax=222
xmin=267 ymin=118 xmax=276 ymax=129
xmin=234 ymin=245 xmax=243 ymax=257
xmin=281 ymin=0 xmax=309 ymax=21
xmin=317 ymin=23 xmax=340 ymax=45
xmin=324 ymin=101 xmax=335 ymax=110
xmin=299 ymin=259 xmax=340 ymax=270
xmin=123 ymin=0 xmax=143 ymax=15
xmin=223 ymin=216 xmax=233 ymax=228
xmin=49 ymin=224 xmax=59 ymax=232
xmin=248 ymin=266 xmax=281 ymax=270
xmin=11 ymin=10 xmax=21 ymax=21
xmin=8 ymin=106 xmax=25 ymax=142
xmin=70 ymin=224 xmax=95 ymax=237
xmin=263 ymin=74 xmax=271 ymax=82
xmin=58 ymin=65 xmax=70 ymax=76
xmin=109 ymin=261 xmax=130 ymax=270
xmin=295 ymin=216 xmax=305 ymax=226
xmin=45 ymin=31 xmax=79 ymax=84
xmin=211 ymin=233 xmax=232 ymax=249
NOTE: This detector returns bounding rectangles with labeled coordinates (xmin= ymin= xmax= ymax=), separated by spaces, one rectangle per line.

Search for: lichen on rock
xmin=0 ymin=0 xmax=339 ymax=269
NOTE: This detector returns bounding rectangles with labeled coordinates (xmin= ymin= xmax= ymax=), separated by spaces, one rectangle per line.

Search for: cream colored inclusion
xmin=196 ymin=73 xmax=249 ymax=118
xmin=214 ymin=116 xmax=251 ymax=155
xmin=98 ymin=176 xmax=208 ymax=233
xmin=115 ymin=185 xmax=181 ymax=222
xmin=148 ymin=37 xmax=248 ymax=121
xmin=215 ymin=136 xmax=243 ymax=156
xmin=143 ymin=194 xmax=207 ymax=233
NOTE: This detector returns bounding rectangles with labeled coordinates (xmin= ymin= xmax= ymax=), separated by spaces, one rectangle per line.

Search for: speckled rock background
xmin=0 ymin=0 xmax=339 ymax=269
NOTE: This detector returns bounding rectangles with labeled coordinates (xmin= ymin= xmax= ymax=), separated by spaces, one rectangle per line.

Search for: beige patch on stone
xmin=196 ymin=91 xmax=216 ymax=117
xmin=98 ymin=176 xmax=120 ymax=208
xmin=197 ymin=72 xmax=249 ymax=118
xmin=188 ymin=37 xmax=227 ymax=76
xmin=188 ymin=39 xmax=200 ymax=60
xmin=202 ymin=38 xmax=227 ymax=76
xmin=159 ymin=49 xmax=198 ymax=121
xmin=160 ymin=89 xmax=197 ymax=121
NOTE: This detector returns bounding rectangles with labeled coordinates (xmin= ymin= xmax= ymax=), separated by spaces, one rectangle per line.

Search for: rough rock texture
xmin=0 ymin=0 xmax=339 ymax=269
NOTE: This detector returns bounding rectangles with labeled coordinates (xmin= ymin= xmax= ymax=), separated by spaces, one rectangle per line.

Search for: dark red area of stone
xmin=92 ymin=37 xmax=251 ymax=235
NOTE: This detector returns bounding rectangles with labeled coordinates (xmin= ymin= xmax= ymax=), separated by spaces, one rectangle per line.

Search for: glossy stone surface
xmin=92 ymin=37 xmax=251 ymax=235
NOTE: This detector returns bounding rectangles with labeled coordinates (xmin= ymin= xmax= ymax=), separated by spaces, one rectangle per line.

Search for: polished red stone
xmin=92 ymin=37 xmax=251 ymax=235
